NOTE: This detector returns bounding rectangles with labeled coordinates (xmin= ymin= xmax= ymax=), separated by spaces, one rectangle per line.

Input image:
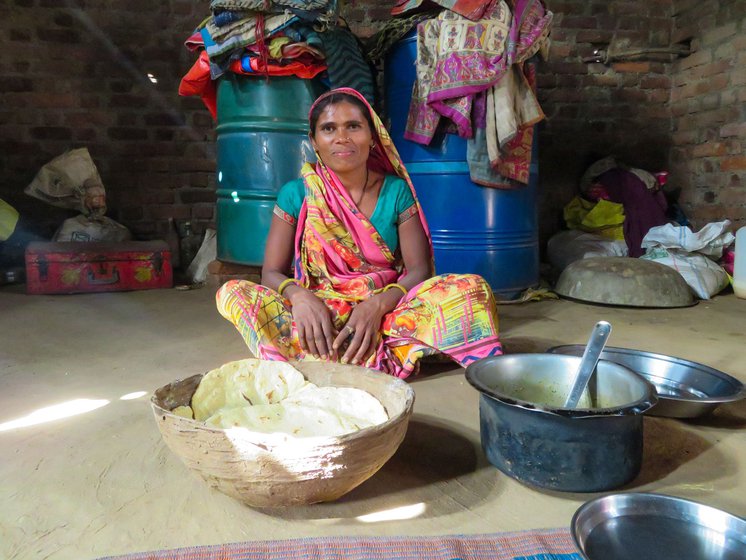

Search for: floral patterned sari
xmin=217 ymin=88 xmax=502 ymax=378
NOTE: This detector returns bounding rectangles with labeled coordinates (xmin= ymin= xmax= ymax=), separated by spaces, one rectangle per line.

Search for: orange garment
xmin=178 ymin=50 xmax=217 ymax=119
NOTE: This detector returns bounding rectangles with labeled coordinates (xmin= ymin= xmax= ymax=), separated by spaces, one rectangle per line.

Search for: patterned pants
xmin=216 ymin=273 xmax=502 ymax=379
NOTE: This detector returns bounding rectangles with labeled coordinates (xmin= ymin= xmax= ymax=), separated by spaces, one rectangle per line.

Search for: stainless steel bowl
xmin=466 ymin=354 xmax=656 ymax=415
xmin=572 ymin=492 xmax=746 ymax=560
xmin=547 ymin=345 xmax=746 ymax=418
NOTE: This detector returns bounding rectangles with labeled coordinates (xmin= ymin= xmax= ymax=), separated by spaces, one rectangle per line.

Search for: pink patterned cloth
xmin=294 ymin=88 xmax=433 ymax=296
xmin=507 ymin=0 xmax=554 ymax=65
xmin=405 ymin=0 xmax=552 ymax=147
xmin=406 ymin=2 xmax=512 ymax=144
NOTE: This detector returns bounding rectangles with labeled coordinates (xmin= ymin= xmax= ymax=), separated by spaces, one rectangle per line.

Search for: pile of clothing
xmin=546 ymin=157 xmax=669 ymax=273
xmin=369 ymin=0 xmax=553 ymax=188
xmin=547 ymin=156 xmax=735 ymax=300
xmin=575 ymin=156 xmax=671 ymax=258
xmin=179 ymin=0 xmax=375 ymax=118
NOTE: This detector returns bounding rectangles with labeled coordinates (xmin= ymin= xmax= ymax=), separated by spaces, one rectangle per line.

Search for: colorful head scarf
xmin=293 ymin=88 xmax=433 ymax=300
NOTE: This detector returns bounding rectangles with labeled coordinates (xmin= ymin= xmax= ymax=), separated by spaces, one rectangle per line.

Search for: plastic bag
xmin=641 ymin=221 xmax=735 ymax=259
xmin=641 ymin=221 xmax=734 ymax=299
xmin=53 ymin=215 xmax=132 ymax=243
xmin=563 ymin=196 xmax=625 ymax=240
xmin=185 ymin=228 xmax=217 ymax=284
xmin=547 ymin=229 xmax=629 ymax=272
xmin=641 ymin=247 xmax=729 ymax=300
xmin=25 ymin=148 xmax=106 ymax=216
xmin=0 ymin=198 xmax=19 ymax=241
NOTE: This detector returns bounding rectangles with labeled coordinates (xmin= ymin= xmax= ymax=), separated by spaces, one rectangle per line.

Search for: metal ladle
xmin=564 ymin=321 xmax=612 ymax=409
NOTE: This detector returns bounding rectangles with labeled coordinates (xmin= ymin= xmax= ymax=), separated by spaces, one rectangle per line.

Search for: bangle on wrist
xmin=382 ymin=283 xmax=407 ymax=296
xmin=277 ymin=278 xmax=299 ymax=296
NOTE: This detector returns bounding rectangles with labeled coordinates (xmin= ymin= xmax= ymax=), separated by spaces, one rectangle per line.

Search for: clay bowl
xmin=151 ymin=360 xmax=414 ymax=508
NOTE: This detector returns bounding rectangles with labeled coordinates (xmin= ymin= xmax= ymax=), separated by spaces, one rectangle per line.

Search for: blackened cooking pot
xmin=465 ymin=354 xmax=657 ymax=492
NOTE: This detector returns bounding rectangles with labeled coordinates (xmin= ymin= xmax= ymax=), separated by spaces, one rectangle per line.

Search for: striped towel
xmin=96 ymin=528 xmax=583 ymax=560
xmin=318 ymin=27 xmax=376 ymax=106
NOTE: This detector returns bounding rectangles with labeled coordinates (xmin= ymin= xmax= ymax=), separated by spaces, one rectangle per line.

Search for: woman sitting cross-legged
xmin=217 ymin=87 xmax=502 ymax=378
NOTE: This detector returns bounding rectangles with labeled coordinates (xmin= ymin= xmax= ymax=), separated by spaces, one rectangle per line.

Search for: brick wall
xmin=669 ymin=0 xmax=746 ymax=230
xmin=0 ymin=0 xmax=215 ymax=241
xmin=2 ymin=1 xmax=742 ymax=253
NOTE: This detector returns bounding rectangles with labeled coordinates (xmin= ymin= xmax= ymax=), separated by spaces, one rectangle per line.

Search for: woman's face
xmin=310 ymin=101 xmax=374 ymax=176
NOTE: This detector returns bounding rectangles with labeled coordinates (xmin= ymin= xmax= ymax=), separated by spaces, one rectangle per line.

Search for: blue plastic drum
xmin=384 ymin=32 xmax=539 ymax=299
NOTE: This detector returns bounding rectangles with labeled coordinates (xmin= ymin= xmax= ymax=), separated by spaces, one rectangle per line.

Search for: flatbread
xmin=284 ymin=386 xmax=388 ymax=429
xmin=191 ymin=359 xmax=307 ymax=421
xmin=192 ymin=360 xmax=389 ymax=437
xmin=204 ymin=403 xmax=360 ymax=437
xmin=171 ymin=405 xmax=194 ymax=419
xmin=250 ymin=360 xmax=309 ymax=404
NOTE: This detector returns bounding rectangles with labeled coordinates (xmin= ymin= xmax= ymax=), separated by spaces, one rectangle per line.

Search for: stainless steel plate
xmin=572 ymin=493 xmax=746 ymax=560
xmin=547 ymin=345 xmax=746 ymax=418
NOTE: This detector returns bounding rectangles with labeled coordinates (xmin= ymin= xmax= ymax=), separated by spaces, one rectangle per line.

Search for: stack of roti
xmin=172 ymin=360 xmax=388 ymax=438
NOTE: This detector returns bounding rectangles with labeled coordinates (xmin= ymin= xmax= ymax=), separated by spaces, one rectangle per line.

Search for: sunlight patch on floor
xmin=0 ymin=398 xmax=110 ymax=432
xmin=356 ymin=502 xmax=426 ymax=523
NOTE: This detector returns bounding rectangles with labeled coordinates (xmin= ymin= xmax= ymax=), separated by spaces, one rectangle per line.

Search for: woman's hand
xmin=333 ymin=291 xmax=401 ymax=365
xmin=262 ymin=214 xmax=338 ymax=359
xmin=287 ymin=286 xmax=337 ymax=360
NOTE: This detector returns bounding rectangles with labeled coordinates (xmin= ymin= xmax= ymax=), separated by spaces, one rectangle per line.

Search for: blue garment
xmin=213 ymin=10 xmax=243 ymax=27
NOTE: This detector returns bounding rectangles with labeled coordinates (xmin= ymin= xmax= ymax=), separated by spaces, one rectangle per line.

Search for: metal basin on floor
xmin=548 ymin=345 xmax=746 ymax=418
xmin=554 ymin=257 xmax=695 ymax=308
xmin=572 ymin=492 xmax=746 ymax=560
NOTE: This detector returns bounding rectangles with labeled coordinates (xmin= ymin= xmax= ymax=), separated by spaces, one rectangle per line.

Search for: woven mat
xmin=97 ymin=528 xmax=582 ymax=560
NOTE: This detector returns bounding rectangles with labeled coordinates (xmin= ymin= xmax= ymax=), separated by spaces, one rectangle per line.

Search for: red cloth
xmin=391 ymin=0 xmax=496 ymax=20
xmin=229 ymin=56 xmax=326 ymax=79
xmin=179 ymin=50 xmax=327 ymax=118
xmin=183 ymin=31 xmax=203 ymax=52
xmin=178 ymin=50 xmax=217 ymax=119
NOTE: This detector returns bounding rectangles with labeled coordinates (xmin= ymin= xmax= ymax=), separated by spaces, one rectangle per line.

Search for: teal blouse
xmin=275 ymin=175 xmax=417 ymax=253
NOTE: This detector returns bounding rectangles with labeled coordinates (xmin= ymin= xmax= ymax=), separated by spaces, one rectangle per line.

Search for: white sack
xmin=641 ymin=247 xmax=729 ymax=300
xmin=185 ymin=228 xmax=217 ymax=284
xmin=25 ymin=148 xmax=105 ymax=215
xmin=641 ymin=221 xmax=735 ymax=259
xmin=547 ymin=229 xmax=629 ymax=272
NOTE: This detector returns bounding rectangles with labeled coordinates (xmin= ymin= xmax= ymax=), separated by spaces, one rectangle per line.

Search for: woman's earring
xmin=370 ymin=143 xmax=376 ymax=149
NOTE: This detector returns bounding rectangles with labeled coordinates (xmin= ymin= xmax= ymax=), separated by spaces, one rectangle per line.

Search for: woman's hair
xmin=309 ymin=92 xmax=376 ymax=138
